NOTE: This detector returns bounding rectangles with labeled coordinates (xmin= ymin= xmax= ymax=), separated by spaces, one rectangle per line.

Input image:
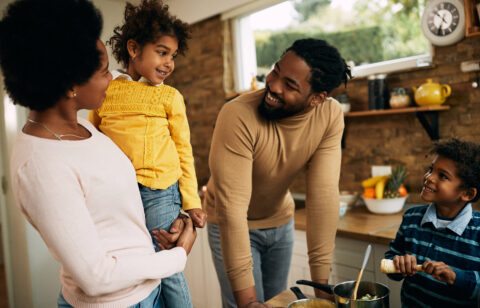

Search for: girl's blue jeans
xmin=58 ymin=285 xmax=162 ymax=308
xmin=138 ymin=181 xmax=192 ymax=308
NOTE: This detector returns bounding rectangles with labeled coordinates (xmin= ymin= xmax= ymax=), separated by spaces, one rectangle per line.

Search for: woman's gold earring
xmin=73 ymin=92 xmax=77 ymax=97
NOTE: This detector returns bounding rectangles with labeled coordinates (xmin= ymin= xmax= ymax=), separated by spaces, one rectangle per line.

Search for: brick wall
xmin=326 ymin=36 xmax=480 ymax=203
xmin=169 ymin=14 xmax=480 ymax=203
xmin=166 ymin=16 xmax=224 ymax=186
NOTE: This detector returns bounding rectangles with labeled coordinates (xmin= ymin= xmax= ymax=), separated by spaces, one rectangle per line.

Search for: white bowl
xmin=339 ymin=201 xmax=348 ymax=217
xmin=362 ymin=196 xmax=408 ymax=214
xmin=339 ymin=191 xmax=359 ymax=207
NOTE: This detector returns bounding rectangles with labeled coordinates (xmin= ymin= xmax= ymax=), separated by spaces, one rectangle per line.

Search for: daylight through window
xmin=232 ymin=0 xmax=431 ymax=91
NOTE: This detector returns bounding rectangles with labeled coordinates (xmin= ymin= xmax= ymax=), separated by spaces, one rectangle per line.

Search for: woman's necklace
xmin=27 ymin=119 xmax=88 ymax=141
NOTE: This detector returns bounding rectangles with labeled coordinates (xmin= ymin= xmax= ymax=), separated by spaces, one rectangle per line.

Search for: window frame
xmin=223 ymin=0 xmax=432 ymax=92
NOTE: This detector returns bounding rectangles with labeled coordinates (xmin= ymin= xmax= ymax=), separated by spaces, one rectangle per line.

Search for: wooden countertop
xmin=266 ymin=289 xmax=324 ymax=307
xmin=294 ymin=205 xmax=403 ymax=245
xmin=266 ymin=289 xmax=297 ymax=307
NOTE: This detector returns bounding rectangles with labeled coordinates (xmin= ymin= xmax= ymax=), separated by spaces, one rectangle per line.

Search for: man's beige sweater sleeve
xmin=209 ymin=102 xmax=257 ymax=291
xmin=306 ymin=104 xmax=344 ymax=282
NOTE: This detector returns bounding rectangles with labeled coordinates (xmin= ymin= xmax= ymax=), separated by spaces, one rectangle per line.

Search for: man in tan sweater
xmin=204 ymin=39 xmax=351 ymax=308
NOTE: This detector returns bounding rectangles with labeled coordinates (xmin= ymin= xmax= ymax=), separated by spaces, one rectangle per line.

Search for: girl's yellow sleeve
xmin=165 ymin=90 xmax=201 ymax=211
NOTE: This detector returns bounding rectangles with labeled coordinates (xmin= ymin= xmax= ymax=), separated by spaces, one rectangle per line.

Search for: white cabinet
xmin=184 ymin=228 xmax=222 ymax=308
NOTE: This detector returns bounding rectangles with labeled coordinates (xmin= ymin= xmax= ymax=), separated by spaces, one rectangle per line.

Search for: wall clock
xmin=421 ymin=0 xmax=465 ymax=46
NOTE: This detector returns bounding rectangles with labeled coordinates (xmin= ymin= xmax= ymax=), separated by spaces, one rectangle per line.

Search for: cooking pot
xmin=288 ymin=286 xmax=335 ymax=308
xmin=297 ymin=280 xmax=389 ymax=308
xmin=412 ymin=79 xmax=451 ymax=106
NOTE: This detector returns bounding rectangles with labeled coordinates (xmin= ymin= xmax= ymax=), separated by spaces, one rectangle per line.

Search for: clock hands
xmin=435 ymin=11 xmax=447 ymax=36
xmin=435 ymin=11 xmax=448 ymax=25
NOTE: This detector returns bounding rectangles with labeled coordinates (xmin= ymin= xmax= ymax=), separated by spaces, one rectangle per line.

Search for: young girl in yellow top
xmin=89 ymin=1 xmax=206 ymax=307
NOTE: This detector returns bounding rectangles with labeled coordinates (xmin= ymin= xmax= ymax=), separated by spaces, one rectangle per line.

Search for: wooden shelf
xmin=344 ymin=105 xmax=450 ymax=117
xmin=342 ymin=105 xmax=451 ymax=147
xmin=465 ymin=0 xmax=480 ymax=37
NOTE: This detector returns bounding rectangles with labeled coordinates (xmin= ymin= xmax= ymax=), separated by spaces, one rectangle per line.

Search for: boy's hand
xmin=393 ymin=254 xmax=419 ymax=277
xmin=422 ymin=261 xmax=456 ymax=285
xmin=187 ymin=208 xmax=207 ymax=228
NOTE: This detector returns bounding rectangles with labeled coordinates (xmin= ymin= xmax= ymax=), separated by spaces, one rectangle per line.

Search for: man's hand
xmin=187 ymin=208 xmax=207 ymax=228
xmin=422 ymin=260 xmax=456 ymax=285
xmin=393 ymin=254 xmax=419 ymax=277
xmin=234 ymin=287 xmax=271 ymax=308
xmin=152 ymin=215 xmax=186 ymax=250
xmin=313 ymin=279 xmax=334 ymax=301
xmin=244 ymin=302 xmax=272 ymax=308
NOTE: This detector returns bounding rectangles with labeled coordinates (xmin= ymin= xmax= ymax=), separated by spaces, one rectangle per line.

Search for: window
xmin=228 ymin=0 xmax=431 ymax=91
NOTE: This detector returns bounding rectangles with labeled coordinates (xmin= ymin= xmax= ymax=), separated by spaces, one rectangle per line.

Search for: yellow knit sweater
xmin=89 ymin=79 xmax=201 ymax=211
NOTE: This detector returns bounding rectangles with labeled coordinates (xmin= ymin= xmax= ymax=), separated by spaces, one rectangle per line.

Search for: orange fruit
xmin=364 ymin=187 xmax=375 ymax=199
xmin=398 ymin=185 xmax=407 ymax=197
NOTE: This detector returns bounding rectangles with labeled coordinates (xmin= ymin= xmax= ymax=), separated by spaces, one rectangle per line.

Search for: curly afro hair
xmin=109 ymin=0 xmax=191 ymax=68
xmin=429 ymin=138 xmax=480 ymax=202
xmin=285 ymin=39 xmax=351 ymax=94
xmin=0 ymin=0 xmax=103 ymax=111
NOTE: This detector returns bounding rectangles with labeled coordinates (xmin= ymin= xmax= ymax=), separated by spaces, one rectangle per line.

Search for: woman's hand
xmin=152 ymin=215 xmax=186 ymax=250
xmin=176 ymin=216 xmax=197 ymax=255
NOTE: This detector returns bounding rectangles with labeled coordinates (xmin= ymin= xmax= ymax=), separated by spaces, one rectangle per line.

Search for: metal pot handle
xmin=290 ymin=286 xmax=307 ymax=299
xmin=296 ymin=280 xmax=334 ymax=294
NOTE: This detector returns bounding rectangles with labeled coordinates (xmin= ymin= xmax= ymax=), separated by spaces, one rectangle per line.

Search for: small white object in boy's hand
xmin=380 ymin=258 xmax=423 ymax=274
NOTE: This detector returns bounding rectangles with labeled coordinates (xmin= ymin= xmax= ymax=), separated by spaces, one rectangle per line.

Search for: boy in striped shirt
xmin=385 ymin=138 xmax=480 ymax=307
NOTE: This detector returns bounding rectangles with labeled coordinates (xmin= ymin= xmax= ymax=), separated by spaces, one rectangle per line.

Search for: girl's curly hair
xmin=109 ymin=0 xmax=191 ymax=68
xmin=430 ymin=138 xmax=480 ymax=202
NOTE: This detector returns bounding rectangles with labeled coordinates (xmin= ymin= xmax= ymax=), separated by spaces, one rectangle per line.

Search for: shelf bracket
xmin=415 ymin=111 xmax=439 ymax=140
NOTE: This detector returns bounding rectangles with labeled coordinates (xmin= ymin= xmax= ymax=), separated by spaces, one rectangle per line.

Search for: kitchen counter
xmin=294 ymin=205 xmax=404 ymax=245
xmin=266 ymin=289 xmax=297 ymax=307
xmin=294 ymin=202 xmax=480 ymax=244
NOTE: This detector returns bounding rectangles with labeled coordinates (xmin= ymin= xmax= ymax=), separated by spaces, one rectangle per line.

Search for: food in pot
xmin=288 ymin=299 xmax=335 ymax=308
xmin=359 ymin=293 xmax=378 ymax=300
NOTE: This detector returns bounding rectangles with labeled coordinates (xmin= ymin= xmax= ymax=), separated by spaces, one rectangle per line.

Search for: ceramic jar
xmin=389 ymin=88 xmax=410 ymax=109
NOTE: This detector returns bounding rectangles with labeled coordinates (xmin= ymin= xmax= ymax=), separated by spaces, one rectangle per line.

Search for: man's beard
xmin=258 ymin=98 xmax=304 ymax=120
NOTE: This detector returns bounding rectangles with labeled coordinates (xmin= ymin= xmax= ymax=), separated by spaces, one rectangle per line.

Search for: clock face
xmin=427 ymin=2 xmax=460 ymax=36
xmin=421 ymin=0 xmax=465 ymax=46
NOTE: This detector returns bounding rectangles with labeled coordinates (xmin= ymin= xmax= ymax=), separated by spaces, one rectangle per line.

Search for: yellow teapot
xmin=412 ymin=79 xmax=451 ymax=106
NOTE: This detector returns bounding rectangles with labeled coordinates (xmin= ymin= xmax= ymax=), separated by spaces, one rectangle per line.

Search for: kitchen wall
xmin=169 ymin=15 xmax=480 ymax=205
xmin=165 ymin=16 xmax=225 ymax=185
xmin=332 ymin=38 xmax=480 ymax=204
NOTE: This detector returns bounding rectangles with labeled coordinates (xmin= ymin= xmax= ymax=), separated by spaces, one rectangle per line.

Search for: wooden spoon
xmin=352 ymin=244 xmax=372 ymax=300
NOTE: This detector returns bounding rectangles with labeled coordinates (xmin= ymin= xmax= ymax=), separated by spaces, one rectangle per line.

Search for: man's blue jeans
xmin=139 ymin=182 xmax=192 ymax=308
xmin=58 ymin=285 xmax=162 ymax=308
xmin=208 ymin=219 xmax=294 ymax=308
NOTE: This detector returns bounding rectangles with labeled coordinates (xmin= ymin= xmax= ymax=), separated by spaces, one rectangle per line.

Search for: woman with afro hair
xmin=0 ymin=0 xmax=196 ymax=307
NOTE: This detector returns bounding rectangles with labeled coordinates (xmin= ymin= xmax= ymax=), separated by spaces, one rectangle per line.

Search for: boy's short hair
xmin=109 ymin=0 xmax=191 ymax=68
xmin=0 ymin=0 xmax=103 ymax=111
xmin=430 ymin=138 xmax=480 ymax=202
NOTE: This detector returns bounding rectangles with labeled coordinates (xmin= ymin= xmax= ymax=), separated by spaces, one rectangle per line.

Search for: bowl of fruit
xmin=362 ymin=165 xmax=408 ymax=214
